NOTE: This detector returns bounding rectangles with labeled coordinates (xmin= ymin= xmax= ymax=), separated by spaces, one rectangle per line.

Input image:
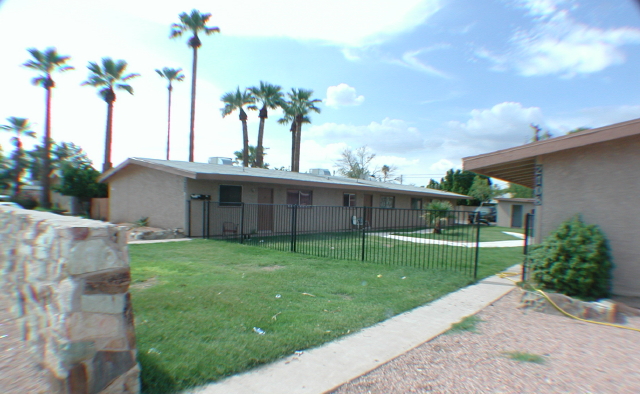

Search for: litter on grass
xmin=253 ymin=327 xmax=266 ymax=335
xmin=302 ymin=292 xmax=316 ymax=297
xmin=148 ymin=348 xmax=161 ymax=355
xmin=275 ymin=294 xmax=281 ymax=299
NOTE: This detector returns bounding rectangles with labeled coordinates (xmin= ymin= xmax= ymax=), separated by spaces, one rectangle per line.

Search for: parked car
xmin=468 ymin=205 xmax=496 ymax=225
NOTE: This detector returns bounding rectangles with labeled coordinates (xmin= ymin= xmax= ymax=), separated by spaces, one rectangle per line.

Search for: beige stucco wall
xmin=536 ymin=134 xmax=640 ymax=297
xmin=496 ymin=200 xmax=535 ymax=228
xmin=185 ymin=179 xmax=461 ymax=237
xmin=108 ymin=166 xmax=186 ymax=229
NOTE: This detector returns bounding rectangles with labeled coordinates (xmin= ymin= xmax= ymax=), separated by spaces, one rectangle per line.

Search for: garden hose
xmin=497 ymin=272 xmax=640 ymax=333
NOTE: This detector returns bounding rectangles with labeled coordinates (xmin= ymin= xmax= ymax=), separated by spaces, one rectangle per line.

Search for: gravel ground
xmin=0 ymin=291 xmax=50 ymax=394
xmin=331 ymin=289 xmax=640 ymax=394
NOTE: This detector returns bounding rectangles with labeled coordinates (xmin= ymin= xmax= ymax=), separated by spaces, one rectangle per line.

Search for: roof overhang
xmin=463 ymin=117 xmax=640 ymax=188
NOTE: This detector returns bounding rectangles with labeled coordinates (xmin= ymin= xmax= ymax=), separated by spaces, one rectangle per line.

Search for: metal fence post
xmin=473 ymin=223 xmax=481 ymax=279
xmin=240 ymin=203 xmax=245 ymax=244
xmin=186 ymin=200 xmax=191 ymax=238
xmin=290 ymin=204 xmax=298 ymax=252
xmin=522 ymin=213 xmax=533 ymax=282
xmin=361 ymin=207 xmax=366 ymax=261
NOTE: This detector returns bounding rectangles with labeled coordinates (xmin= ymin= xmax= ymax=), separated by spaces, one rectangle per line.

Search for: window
xmin=219 ymin=185 xmax=242 ymax=206
xmin=380 ymin=196 xmax=395 ymax=208
xmin=411 ymin=198 xmax=423 ymax=210
xmin=287 ymin=190 xmax=313 ymax=206
xmin=343 ymin=193 xmax=356 ymax=207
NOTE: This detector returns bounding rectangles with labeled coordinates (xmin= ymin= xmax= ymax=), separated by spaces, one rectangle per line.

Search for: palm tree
xmin=279 ymin=89 xmax=321 ymax=172
xmin=0 ymin=117 xmax=36 ymax=197
xmin=22 ymin=47 xmax=73 ymax=208
xmin=155 ymin=67 xmax=185 ymax=160
xmin=81 ymin=58 xmax=139 ymax=172
xmin=221 ymin=88 xmax=254 ymax=167
xmin=247 ymin=82 xmax=283 ymax=168
xmin=171 ymin=9 xmax=220 ymax=162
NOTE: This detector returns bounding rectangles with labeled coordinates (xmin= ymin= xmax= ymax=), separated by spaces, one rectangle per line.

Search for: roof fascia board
xmin=99 ymin=158 xmax=197 ymax=182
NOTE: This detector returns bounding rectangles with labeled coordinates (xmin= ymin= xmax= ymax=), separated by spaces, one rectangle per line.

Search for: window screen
xmin=343 ymin=193 xmax=356 ymax=207
xmin=380 ymin=196 xmax=395 ymax=208
xmin=287 ymin=190 xmax=313 ymax=206
xmin=220 ymin=185 xmax=242 ymax=206
xmin=411 ymin=198 xmax=423 ymax=210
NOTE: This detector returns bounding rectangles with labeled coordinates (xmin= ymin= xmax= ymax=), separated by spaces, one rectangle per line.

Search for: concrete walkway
xmin=375 ymin=233 xmax=524 ymax=248
xmin=187 ymin=265 xmax=520 ymax=394
xmin=128 ymin=238 xmax=193 ymax=245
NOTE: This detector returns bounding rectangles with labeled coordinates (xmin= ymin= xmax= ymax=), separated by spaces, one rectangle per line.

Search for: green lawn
xmin=129 ymin=240 xmax=523 ymax=393
xmin=392 ymin=225 xmax=524 ymax=242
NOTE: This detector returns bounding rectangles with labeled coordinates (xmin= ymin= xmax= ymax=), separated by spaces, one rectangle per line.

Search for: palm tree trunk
xmin=40 ymin=85 xmax=53 ymax=208
xmin=294 ymin=117 xmax=302 ymax=172
xmin=167 ymin=85 xmax=172 ymax=160
xmin=290 ymin=121 xmax=296 ymax=171
xmin=14 ymin=141 xmax=23 ymax=197
xmin=189 ymin=46 xmax=198 ymax=162
xmin=242 ymin=118 xmax=249 ymax=167
xmin=103 ymin=100 xmax=114 ymax=172
xmin=256 ymin=106 xmax=267 ymax=168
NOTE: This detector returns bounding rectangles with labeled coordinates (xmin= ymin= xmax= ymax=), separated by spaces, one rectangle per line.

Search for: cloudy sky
xmin=1 ymin=0 xmax=640 ymax=185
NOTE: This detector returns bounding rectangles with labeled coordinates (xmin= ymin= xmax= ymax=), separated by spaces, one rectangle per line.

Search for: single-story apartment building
xmin=100 ymin=158 xmax=470 ymax=237
xmin=463 ymin=117 xmax=640 ymax=300
xmin=495 ymin=198 xmax=535 ymax=229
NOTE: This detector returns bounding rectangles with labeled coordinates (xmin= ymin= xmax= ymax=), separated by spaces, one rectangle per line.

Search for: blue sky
xmin=1 ymin=0 xmax=640 ymax=185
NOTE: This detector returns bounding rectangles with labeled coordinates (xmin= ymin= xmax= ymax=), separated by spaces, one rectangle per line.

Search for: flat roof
xmin=462 ymin=117 xmax=640 ymax=188
xmin=100 ymin=158 xmax=470 ymax=200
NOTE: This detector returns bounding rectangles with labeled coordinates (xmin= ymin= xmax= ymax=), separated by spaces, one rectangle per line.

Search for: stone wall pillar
xmin=0 ymin=207 xmax=140 ymax=394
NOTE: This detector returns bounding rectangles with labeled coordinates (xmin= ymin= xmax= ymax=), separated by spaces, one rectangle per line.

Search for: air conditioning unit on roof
xmin=208 ymin=157 xmax=233 ymax=165
xmin=309 ymin=168 xmax=331 ymax=176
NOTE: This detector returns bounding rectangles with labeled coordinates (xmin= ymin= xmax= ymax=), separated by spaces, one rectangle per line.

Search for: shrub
xmin=11 ymin=194 xmax=38 ymax=209
xmin=424 ymin=200 xmax=454 ymax=234
xmin=529 ymin=215 xmax=612 ymax=300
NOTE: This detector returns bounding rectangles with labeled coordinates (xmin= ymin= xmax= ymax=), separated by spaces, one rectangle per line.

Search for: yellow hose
xmin=497 ymin=272 xmax=640 ymax=333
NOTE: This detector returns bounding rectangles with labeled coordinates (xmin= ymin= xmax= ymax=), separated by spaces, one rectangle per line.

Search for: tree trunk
xmin=294 ymin=116 xmax=302 ymax=172
xmin=290 ymin=121 xmax=296 ymax=172
xmin=189 ymin=45 xmax=198 ymax=162
xmin=256 ymin=106 xmax=267 ymax=168
xmin=40 ymin=83 xmax=53 ymax=208
xmin=167 ymin=85 xmax=173 ymax=160
xmin=13 ymin=141 xmax=23 ymax=197
xmin=103 ymin=96 xmax=115 ymax=172
xmin=240 ymin=109 xmax=249 ymax=167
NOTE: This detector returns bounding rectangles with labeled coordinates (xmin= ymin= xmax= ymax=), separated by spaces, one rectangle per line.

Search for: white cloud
xmin=325 ymin=84 xmax=365 ymax=108
xmin=547 ymin=105 xmax=640 ymax=133
xmin=305 ymin=118 xmax=424 ymax=154
xmin=429 ymin=159 xmax=455 ymax=172
xmin=70 ymin=0 xmax=443 ymax=48
xmin=389 ymin=45 xmax=452 ymax=78
xmin=479 ymin=4 xmax=640 ymax=77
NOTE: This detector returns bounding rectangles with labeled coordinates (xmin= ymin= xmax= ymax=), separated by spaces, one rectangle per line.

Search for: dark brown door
xmin=258 ymin=188 xmax=274 ymax=232
xmin=364 ymin=194 xmax=373 ymax=225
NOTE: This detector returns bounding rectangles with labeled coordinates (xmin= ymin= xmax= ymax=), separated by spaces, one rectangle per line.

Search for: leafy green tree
xmin=280 ymin=88 xmax=321 ymax=172
xmin=567 ymin=127 xmax=590 ymax=134
xmin=56 ymin=163 xmax=107 ymax=199
xmin=426 ymin=179 xmax=440 ymax=189
xmin=26 ymin=141 xmax=92 ymax=181
xmin=439 ymin=169 xmax=490 ymax=205
xmin=23 ymin=47 xmax=73 ymax=208
xmin=0 ymin=147 xmax=12 ymax=192
xmin=171 ymin=9 xmax=220 ymax=162
xmin=504 ymin=183 xmax=533 ymax=198
xmin=530 ymin=123 xmax=553 ymax=142
xmin=221 ymin=87 xmax=254 ymax=167
xmin=468 ymin=175 xmax=502 ymax=203
xmin=248 ymin=82 xmax=283 ymax=168
xmin=155 ymin=67 xmax=185 ymax=160
xmin=277 ymin=107 xmax=308 ymax=171
xmin=82 ymin=58 xmax=139 ymax=172
xmin=424 ymin=200 xmax=453 ymax=234
xmin=0 ymin=117 xmax=36 ymax=196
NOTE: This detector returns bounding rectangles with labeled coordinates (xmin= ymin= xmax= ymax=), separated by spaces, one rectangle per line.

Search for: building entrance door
xmin=258 ymin=188 xmax=274 ymax=232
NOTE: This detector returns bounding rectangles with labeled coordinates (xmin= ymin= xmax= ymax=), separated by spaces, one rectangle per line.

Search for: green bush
xmin=529 ymin=215 xmax=612 ymax=300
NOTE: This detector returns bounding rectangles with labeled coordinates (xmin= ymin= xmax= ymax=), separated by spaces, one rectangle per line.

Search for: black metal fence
xmin=522 ymin=212 xmax=535 ymax=281
xmin=187 ymin=201 xmax=483 ymax=277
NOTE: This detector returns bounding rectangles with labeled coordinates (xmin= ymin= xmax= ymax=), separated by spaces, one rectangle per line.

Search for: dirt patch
xmin=260 ymin=265 xmax=285 ymax=271
xmin=130 ymin=276 xmax=159 ymax=290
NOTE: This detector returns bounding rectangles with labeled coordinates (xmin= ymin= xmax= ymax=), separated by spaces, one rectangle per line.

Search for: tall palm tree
xmin=221 ymin=87 xmax=254 ymax=167
xmin=279 ymin=89 xmax=321 ymax=172
xmin=0 ymin=117 xmax=36 ymax=197
xmin=247 ymin=82 xmax=283 ymax=168
xmin=155 ymin=67 xmax=185 ymax=160
xmin=22 ymin=47 xmax=73 ymax=208
xmin=277 ymin=104 xmax=310 ymax=172
xmin=171 ymin=9 xmax=220 ymax=163
xmin=82 ymin=58 xmax=139 ymax=172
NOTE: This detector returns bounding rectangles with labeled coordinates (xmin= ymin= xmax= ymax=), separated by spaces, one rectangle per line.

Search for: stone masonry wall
xmin=0 ymin=206 xmax=140 ymax=394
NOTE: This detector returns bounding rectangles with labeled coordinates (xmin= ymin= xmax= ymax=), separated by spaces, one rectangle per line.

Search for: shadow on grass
xmin=138 ymin=352 xmax=178 ymax=394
